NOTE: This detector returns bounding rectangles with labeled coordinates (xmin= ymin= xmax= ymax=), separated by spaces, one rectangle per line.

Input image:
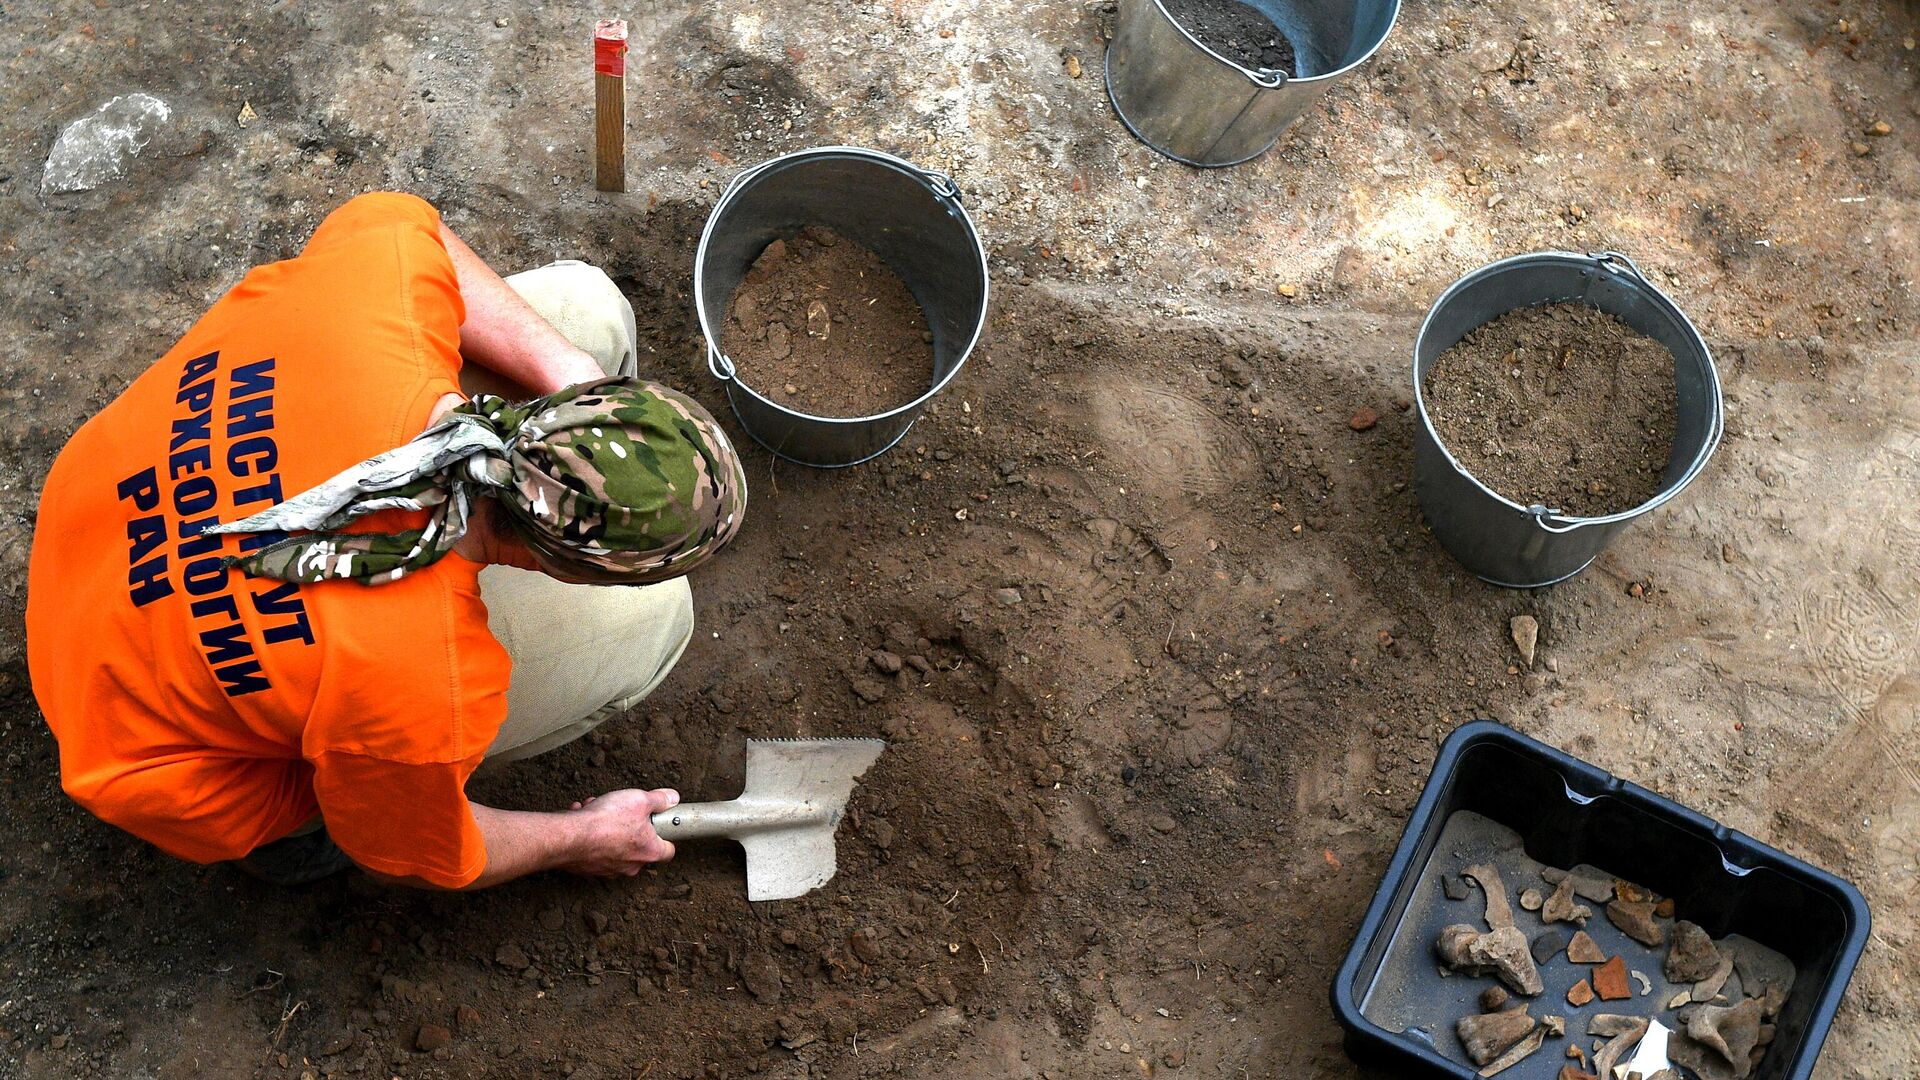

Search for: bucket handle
xmin=1528 ymin=248 xmax=1728 ymax=534
xmin=1590 ymin=249 xmax=1648 ymax=286
xmin=708 ymin=344 xmax=736 ymax=383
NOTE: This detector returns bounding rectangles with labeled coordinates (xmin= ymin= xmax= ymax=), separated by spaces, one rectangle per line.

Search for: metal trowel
xmin=650 ymin=738 xmax=886 ymax=901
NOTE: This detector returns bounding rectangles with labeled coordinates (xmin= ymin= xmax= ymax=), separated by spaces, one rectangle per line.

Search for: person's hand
xmin=561 ymin=787 xmax=680 ymax=876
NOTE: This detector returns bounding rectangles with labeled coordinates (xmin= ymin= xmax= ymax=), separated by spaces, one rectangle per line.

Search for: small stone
xmin=1064 ymin=54 xmax=1083 ymax=78
xmin=1148 ymin=813 xmax=1176 ymax=833
xmin=1480 ymin=985 xmax=1510 ymax=1013
xmin=50 ymin=1034 xmax=70 ymax=1050
xmin=1456 ymin=1008 xmax=1537 ymax=1066
xmin=1442 ymin=874 xmax=1472 ymax=901
xmin=1606 ymin=898 xmax=1665 ymax=947
xmin=740 ymin=951 xmax=784 ymax=1004
xmin=1567 ymin=979 xmax=1594 ymax=1007
xmin=1665 ymin=921 xmax=1721 ymax=983
xmin=315 ymin=1030 xmax=355 ymax=1057
xmin=455 ymin=1005 xmax=482 ymax=1031
xmin=415 ymin=1024 xmax=453 ymax=1052
xmin=1510 ymin=615 xmax=1539 ymax=669
xmin=864 ymin=817 xmax=895 ymax=849
xmin=538 ymin=906 xmax=565 ymax=932
xmin=495 ymin=943 xmax=531 ymax=971
xmin=1566 ymin=931 xmax=1606 ymax=964
xmin=1531 ymin=930 xmax=1569 ymax=964
xmin=494 ymin=15 xmax=509 ymax=26
xmin=1655 ymin=897 xmax=1676 ymax=919
xmin=870 ymin=650 xmax=904 ymax=674
xmin=1519 ymin=887 xmax=1544 ymax=912
xmin=992 ymin=587 xmax=1023 ymax=606
xmin=584 ymin=910 xmax=610 ymax=935
xmin=1592 ymin=956 xmax=1631 ymax=1001
xmin=1348 ymin=406 xmax=1379 ymax=431
xmin=1276 ymin=283 xmax=1298 ymax=298
xmin=848 ymin=927 xmax=884 ymax=965
xmin=1867 ymin=120 xmax=1893 ymax=137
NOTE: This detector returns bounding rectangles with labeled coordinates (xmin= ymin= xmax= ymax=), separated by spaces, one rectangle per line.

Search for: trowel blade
xmin=738 ymin=737 xmax=885 ymax=901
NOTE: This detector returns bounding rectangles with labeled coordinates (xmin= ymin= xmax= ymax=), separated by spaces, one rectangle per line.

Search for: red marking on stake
xmin=594 ymin=19 xmax=627 ymax=77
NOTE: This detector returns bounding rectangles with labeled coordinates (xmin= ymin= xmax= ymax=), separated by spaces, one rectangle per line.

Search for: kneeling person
xmin=27 ymin=193 xmax=746 ymax=889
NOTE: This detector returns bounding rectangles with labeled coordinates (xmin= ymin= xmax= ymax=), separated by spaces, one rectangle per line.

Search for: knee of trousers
xmin=507 ymin=260 xmax=638 ymax=377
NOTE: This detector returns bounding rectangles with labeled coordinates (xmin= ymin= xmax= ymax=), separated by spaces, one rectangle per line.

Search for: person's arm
xmin=369 ymin=787 xmax=680 ymax=890
xmin=439 ymin=222 xmax=606 ymax=397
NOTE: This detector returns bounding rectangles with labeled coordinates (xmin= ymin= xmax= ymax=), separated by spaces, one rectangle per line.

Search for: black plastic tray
xmin=1331 ymin=721 xmax=1871 ymax=1079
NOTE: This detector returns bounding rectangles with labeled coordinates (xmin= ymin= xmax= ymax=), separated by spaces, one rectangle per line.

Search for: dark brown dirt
xmin=1422 ymin=303 xmax=1678 ymax=518
xmin=1161 ymin=0 xmax=1298 ymax=75
xmin=722 ymin=227 xmax=933 ymax=419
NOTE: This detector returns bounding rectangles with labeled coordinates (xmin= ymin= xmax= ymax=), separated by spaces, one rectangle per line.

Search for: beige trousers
xmin=475 ymin=260 xmax=695 ymax=764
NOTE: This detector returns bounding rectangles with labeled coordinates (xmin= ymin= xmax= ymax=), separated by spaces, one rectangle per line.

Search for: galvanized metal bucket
xmin=694 ymin=146 xmax=989 ymax=468
xmin=1105 ymin=0 xmax=1401 ymax=167
xmin=1413 ymin=251 xmax=1724 ymax=588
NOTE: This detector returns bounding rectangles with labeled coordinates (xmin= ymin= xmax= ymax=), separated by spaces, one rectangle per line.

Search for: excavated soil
xmin=1424 ymin=303 xmax=1678 ymax=517
xmin=3 ymin=1 xmax=1919 ymax=1078
xmin=722 ymin=227 xmax=934 ymax=418
xmin=1161 ymin=0 xmax=1298 ymax=74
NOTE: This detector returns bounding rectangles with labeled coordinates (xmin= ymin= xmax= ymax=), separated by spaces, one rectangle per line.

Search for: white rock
xmin=43 ymin=93 xmax=172 ymax=194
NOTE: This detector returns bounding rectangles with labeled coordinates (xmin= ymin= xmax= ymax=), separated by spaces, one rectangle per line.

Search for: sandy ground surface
xmin=2 ymin=0 xmax=1918 ymax=1077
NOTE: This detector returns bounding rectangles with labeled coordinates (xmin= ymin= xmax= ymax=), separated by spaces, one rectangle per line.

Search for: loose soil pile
xmin=1162 ymin=0 xmax=1298 ymax=75
xmin=723 ymin=227 xmax=933 ymax=418
xmin=1423 ymin=303 xmax=1678 ymax=517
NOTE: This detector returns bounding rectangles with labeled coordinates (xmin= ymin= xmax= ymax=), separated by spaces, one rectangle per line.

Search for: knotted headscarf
xmin=209 ymin=377 xmax=747 ymax=586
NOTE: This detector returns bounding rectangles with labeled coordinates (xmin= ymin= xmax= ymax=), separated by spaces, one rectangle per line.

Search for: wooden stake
xmin=594 ymin=19 xmax=627 ymax=192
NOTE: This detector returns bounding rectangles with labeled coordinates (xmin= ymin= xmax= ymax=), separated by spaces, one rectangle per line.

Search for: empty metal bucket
xmin=694 ymin=146 xmax=989 ymax=468
xmin=1412 ymin=251 xmax=1724 ymax=588
xmin=1105 ymin=0 xmax=1401 ymax=167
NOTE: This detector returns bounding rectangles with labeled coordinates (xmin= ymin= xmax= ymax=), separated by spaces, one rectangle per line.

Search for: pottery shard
xmin=1606 ymin=897 xmax=1665 ymax=947
xmin=1541 ymin=876 xmax=1593 ymax=926
xmin=1436 ymin=924 xmax=1544 ymax=996
xmin=1685 ymin=998 xmax=1765 ymax=1075
xmin=1666 ymin=921 xmax=1722 ymax=983
xmin=1542 ymin=865 xmax=1616 ymax=904
xmin=1566 ymin=979 xmax=1594 ymax=1007
xmin=1462 ymin=863 xmax=1517 ymax=930
xmin=1530 ymin=930 xmax=1568 ymax=965
xmin=1566 ymin=930 xmax=1606 ymax=964
xmin=1457 ymin=1007 xmax=1537 ymax=1066
xmin=1592 ymin=956 xmax=1632 ymax=1001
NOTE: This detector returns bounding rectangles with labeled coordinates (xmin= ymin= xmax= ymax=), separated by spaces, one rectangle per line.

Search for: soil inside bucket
xmin=1161 ymin=0 xmax=1298 ymax=75
xmin=1423 ymin=302 xmax=1679 ymax=518
xmin=723 ymin=226 xmax=935 ymax=419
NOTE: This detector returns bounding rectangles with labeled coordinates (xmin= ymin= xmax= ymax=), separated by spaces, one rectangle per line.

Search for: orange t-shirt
xmin=26 ymin=193 xmax=510 ymax=888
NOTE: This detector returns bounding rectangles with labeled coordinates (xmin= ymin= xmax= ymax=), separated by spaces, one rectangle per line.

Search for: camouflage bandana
xmin=208 ymin=377 xmax=747 ymax=586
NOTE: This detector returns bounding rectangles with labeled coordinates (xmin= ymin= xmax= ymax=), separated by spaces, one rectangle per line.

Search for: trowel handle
xmin=650 ymin=802 xmax=739 ymax=841
xmin=650 ymin=797 xmax=833 ymax=842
